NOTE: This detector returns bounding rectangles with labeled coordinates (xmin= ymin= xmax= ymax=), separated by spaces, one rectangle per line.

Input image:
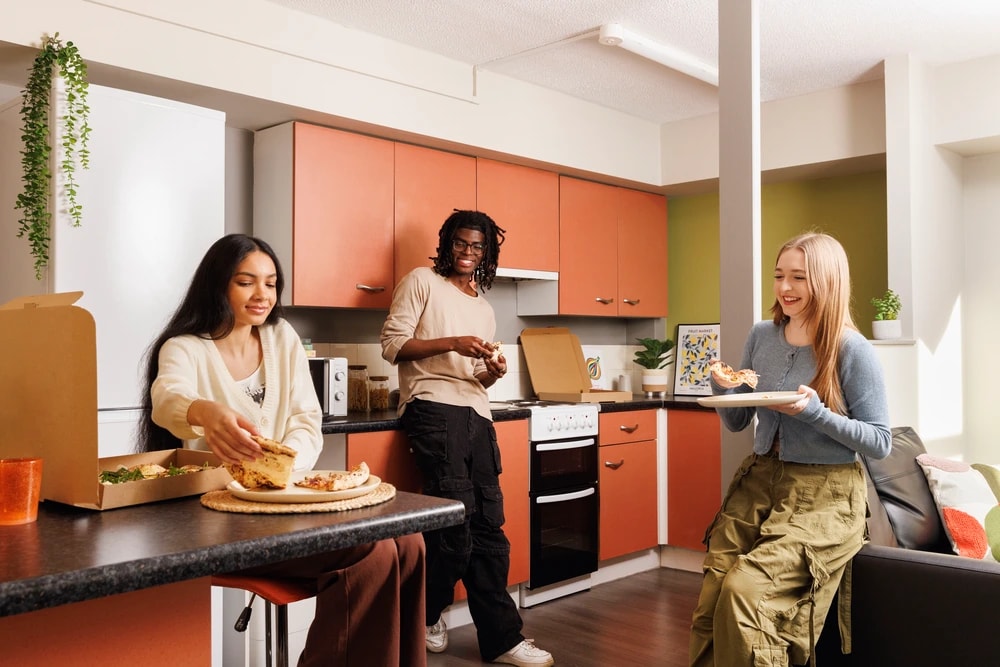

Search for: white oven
xmin=520 ymin=403 xmax=600 ymax=601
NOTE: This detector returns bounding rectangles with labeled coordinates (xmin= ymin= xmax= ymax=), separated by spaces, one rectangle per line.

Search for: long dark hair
xmin=431 ymin=209 xmax=505 ymax=291
xmin=136 ymin=234 xmax=285 ymax=452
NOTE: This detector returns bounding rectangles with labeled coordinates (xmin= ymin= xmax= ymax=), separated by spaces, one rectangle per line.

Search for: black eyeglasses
xmin=452 ymin=239 xmax=486 ymax=255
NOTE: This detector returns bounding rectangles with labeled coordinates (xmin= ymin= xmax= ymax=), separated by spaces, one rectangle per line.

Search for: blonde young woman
xmin=689 ymin=232 xmax=891 ymax=667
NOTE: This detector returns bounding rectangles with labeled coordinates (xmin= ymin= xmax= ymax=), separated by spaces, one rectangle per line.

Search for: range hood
xmin=494 ymin=267 xmax=558 ymax=281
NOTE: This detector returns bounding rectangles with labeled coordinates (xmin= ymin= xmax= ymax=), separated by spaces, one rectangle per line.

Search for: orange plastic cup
xmin=0 ymin=457 xmax=43 ymax=525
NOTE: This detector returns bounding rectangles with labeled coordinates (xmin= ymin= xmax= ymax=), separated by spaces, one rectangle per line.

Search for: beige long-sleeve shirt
xmin=381 ymin=267 xmax=496 ymax=421
xmin=151 ymin=319 xmax=323 ymax=471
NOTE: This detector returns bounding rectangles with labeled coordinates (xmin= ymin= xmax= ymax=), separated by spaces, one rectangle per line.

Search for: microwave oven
xmin=308 ymin=357 xmax=349 ymax=417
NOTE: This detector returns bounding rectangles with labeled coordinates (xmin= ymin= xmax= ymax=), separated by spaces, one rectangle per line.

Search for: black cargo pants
xmin=400 ymin=398 xmax=524 ymax=661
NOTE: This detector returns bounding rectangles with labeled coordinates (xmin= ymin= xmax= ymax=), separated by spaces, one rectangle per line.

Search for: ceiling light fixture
xmin=598 ymin=23 xmax=718 ymax=87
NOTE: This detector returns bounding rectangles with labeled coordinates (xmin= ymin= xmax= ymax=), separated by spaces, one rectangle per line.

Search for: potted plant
xmin=16 ymin=33 xmax=91 ymax=279
xmin=870 ymin=288 xmax=902 ymax=340
xmin=633 ymin=337 xmax=675 ymax=394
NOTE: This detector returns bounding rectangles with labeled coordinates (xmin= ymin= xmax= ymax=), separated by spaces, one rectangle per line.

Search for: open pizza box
xmin=519 ymin=327 xmax=632 ymax=403
xmin=0 ymin=292 xmax=230 ymax=510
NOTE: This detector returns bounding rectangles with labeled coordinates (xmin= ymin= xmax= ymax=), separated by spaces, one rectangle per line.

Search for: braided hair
xmin=431 ymin=209 xmax=506 ymax=291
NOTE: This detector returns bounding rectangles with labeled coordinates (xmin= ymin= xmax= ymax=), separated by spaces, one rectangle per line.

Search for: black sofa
xmin=816 ymin=426 xmax=1000 ymax=665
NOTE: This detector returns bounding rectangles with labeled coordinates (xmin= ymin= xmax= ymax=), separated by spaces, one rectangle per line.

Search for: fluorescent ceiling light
xmin=599 ymin=23 xmax=718 ymax=87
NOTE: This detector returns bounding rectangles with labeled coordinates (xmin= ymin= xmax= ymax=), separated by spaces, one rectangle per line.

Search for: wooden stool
xmin=213 ymin=574 xmax=317 ymax=667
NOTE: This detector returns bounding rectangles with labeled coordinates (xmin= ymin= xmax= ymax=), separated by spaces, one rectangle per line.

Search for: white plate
xmin=227 ymin=471 xmax=382 ymax=504
xmin=697 ymin=391 xmax=802 ymax=408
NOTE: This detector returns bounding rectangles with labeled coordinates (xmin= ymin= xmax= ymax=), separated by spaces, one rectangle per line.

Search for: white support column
xmin=717 ymin=0 xmax=761 ymax=485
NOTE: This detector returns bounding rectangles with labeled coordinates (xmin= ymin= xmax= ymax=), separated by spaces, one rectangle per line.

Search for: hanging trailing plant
xmin=16 ymin=33 xmax=91 ymax=279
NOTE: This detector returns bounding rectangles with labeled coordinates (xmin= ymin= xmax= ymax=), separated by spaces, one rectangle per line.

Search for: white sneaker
xmin=425 ymin=619 xmax=448 ymax=653
xmin=492 ymin=639 xmax=554 ymax=667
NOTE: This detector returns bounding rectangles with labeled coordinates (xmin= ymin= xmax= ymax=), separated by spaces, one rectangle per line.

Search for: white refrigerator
xmin=0 ymin=83 xmax=225 ymax=456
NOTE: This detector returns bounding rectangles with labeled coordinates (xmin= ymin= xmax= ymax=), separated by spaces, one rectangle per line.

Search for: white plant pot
xmin=641 ymin=368 xmax=670 ymax=394
xmin=871 ymin=320 xmax=902 ymax=340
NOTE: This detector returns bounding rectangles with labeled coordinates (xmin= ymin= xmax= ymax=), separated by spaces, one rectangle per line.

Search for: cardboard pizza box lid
xmin=0 ymin=292 xmax=227 ymax=510
xmin=519 ymin=327 xmax=631 ymax=403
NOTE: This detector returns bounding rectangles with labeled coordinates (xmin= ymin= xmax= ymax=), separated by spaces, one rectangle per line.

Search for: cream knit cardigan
xmin=151 ymin=319 xmax=322 ymax=471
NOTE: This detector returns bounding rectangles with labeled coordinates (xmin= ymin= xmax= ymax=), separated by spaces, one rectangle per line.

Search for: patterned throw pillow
xmin=915 ymin=454 xmax=1000 ymax=561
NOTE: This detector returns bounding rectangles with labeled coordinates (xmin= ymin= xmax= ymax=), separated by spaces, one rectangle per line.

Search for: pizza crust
xmin=225 ymin=435 xmax=298 ymax=490
xmin=295 ymin=462 xmax=371 ymax=492
xmin=490 ymin=341 xmax=504 ymax=361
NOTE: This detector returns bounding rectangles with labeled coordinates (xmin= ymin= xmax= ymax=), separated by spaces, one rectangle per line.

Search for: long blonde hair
xmin=769 ymin=232 xmax=857 ymax=415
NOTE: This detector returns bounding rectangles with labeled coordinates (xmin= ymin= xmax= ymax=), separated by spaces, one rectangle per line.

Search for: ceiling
xmin=2 ymin=2 xmax=1000 ymax=128
xmin=264 ymin=0 xmax=1000 ymax=124
xmin=1 ymin=2 xmax=998 ymax=192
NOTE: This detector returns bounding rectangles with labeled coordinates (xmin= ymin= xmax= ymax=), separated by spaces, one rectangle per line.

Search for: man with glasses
xmin=381 ymin=210 xmax=554 ymax=667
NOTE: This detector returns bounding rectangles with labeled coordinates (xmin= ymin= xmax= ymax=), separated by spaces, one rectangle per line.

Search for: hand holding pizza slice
xmin=708 ymin=360 xmax=759 ymax=389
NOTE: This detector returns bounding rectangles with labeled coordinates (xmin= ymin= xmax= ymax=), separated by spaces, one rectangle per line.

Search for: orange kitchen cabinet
xmin=494 ymin=419 xmax=530 ymax=586
xmin=394 ymin=143 xmax=477 ymax=282
xmin=476 ymin=158 xmax=559 ymax=274
xmin=599 ymin=409 xmax=657 ymax=447
xmin=599 ymin=438 xmax=658 ymax=561
xmin=599 ymin=410 xmax=658 ymax=560
xmin=667 ymin=409 xmax=721 ymax=550
xmin=618 ymin=187 xmax=668 ymax=317
xmin=254 ymin=122 xmax=395 ymax=308
xmin=346 ymin=419 xmax=529 ymax=589
xmin=346 ymin=430 xmax=423 ymax=493
xmin=558 ymin=176 xmax=620 ymax=315
xmin=558 ymin=176 xmax=668 ymax=317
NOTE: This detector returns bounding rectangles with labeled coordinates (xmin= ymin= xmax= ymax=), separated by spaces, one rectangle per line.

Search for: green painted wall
xmin=665 ymin=170 xmax=888 ymax=342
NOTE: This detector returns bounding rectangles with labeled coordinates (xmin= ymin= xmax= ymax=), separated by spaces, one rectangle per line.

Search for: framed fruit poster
xmin=674 ymin=324 xmax=720 ymax=396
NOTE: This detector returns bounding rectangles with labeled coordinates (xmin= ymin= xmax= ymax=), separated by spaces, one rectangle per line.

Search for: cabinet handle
xmin=604 ymin=459 xmax=625 ymax=470
xmin=619 ymin=424 xmax=639 ymax=433
xmin=594 ymin=297 xmax=614 ymax=304
xmin=623 ymin=298 xmax=640 ymax=306
xmin=356 ymin=284 xmax=386 ymax=293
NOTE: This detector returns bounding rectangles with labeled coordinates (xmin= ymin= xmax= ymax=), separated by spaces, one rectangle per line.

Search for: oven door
xmin=528 ymin=485 xmax=599 ymax=589
xmin=530 ymin=436 xmax=598 ymax=493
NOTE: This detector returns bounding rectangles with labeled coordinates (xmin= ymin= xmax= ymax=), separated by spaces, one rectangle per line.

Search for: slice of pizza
xmin=708 ymin=360 xmax=759 ymax=389
xmin=490 ymin=341 xmax=504 ymax=361
xmin=226 ymin=436 xmax=298 ymax=490
xmin=295 ymin=462 xmax=371 ymax=492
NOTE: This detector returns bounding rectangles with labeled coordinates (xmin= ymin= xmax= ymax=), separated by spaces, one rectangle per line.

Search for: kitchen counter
xmin=322 ymin=395 xmax=711 ymax=435
xmin=0 ymin=491 xmax=464 ymax=618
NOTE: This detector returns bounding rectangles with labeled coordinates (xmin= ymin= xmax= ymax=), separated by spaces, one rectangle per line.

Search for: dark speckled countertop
xmin=0 ymin=491 xmax=464 ymax=618
xmin=322 ymin=394 xmax=711 ymax=434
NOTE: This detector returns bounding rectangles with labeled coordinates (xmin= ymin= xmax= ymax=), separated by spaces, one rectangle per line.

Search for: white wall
xmin=660 ymin=79 xmax=886 ymax=187
xmin=960 ymin=153 xmax=1000 ymax=464
xmin=884 ymin=52 xmax=1000 ymax=462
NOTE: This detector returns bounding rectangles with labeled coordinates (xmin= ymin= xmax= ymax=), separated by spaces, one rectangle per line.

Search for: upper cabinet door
xmin=558 ymin=176 xmax=619 ymax=316
xmin=254 ymin=122 xmax=394 ymax=308
xmin=617 ymin=187 xmax=668 ymax=317
xmin=476 ymin=158 xmax=559 ymax=274
xmin=394 ymin=143 xmax=476 ymax=282
xmin=292 ymin=123 xmax=395 ymax=307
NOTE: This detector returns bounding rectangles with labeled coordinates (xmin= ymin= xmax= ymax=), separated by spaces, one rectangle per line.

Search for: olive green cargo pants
xmin=689 ymin=452 xmax=866 ymax=667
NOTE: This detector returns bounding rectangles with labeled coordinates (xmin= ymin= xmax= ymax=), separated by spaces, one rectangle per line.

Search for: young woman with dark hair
xmin=139 ymin=233 xmax=427 ymax=666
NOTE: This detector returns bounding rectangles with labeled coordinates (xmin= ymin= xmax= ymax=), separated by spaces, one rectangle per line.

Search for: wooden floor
xmin=426 ymin=568 xmax=702 ymax=667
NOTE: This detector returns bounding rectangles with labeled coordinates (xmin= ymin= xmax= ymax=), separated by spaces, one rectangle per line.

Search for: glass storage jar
xmin=347 ymin=365 xmax=369 ymax=412
xmin=368 ymin=376 xmax=390 ymax=411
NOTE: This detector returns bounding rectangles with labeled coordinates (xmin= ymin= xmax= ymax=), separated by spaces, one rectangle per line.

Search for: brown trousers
xmin=689 ymin=453 xmax=866 ymax=667
xmin=239 ymin=533 xmax=426 ymax=667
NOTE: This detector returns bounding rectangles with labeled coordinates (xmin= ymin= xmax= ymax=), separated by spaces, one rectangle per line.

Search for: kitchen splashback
xmin=306 ymin=342 xmax=648 ymax=402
